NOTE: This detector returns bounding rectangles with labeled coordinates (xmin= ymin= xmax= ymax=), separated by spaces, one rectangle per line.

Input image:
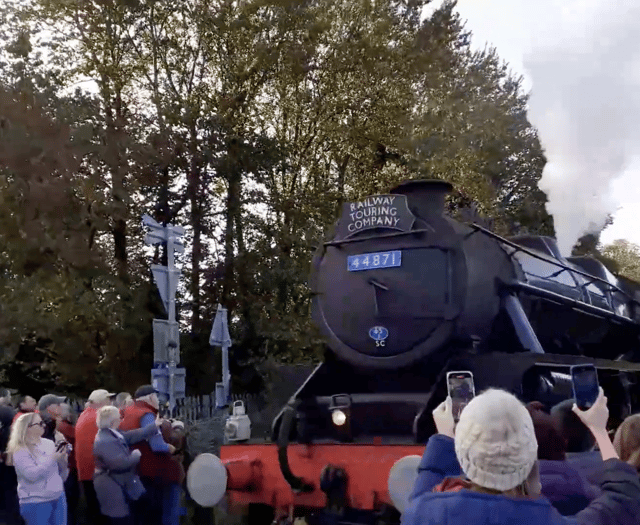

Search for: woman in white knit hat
xmin=402 ymin=387 xmax=640 ymax=525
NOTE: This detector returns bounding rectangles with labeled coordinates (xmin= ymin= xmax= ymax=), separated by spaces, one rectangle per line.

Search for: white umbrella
xmin=210 ymin=304 xmax=232 ymax=406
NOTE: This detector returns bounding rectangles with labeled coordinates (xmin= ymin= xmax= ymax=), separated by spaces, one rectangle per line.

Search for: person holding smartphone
xmin=6 ymin=412 xmax=68 ymax=525
xmin=403 ymin=387 xmax=640 ymax=525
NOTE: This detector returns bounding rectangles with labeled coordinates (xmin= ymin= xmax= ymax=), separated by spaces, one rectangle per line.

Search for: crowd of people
xmin=403 ymin=387 xmax=640 ymax=525
xmin=0 ymin=385 xmax=185 ymax=525
xmin=2 ymin=381 xmax=640 ymax=525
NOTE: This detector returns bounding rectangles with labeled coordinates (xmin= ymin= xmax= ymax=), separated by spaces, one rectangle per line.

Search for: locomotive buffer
xmin=142 ymin=214 xmax=186 ymax=415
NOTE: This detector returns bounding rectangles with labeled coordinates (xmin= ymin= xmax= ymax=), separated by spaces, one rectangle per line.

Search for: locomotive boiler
xmin=187 ymin=179 xmax=640 ymax=525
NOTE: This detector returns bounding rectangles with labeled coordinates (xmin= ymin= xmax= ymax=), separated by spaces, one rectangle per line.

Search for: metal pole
xmin=167 ymin=230 xmax=176 ymax=415
xmin=222 ymin=345 xmax=229 ymax=404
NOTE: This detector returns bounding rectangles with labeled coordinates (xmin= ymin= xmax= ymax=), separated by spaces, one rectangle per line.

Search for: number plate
xmin=347 ymin=251 xmax=401 ymax=272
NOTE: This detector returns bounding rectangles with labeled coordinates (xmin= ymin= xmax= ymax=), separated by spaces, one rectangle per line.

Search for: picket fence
xmin=165 ymin=393 xmax=262 ymax=421
xmin=62 ymin=392 xmax=261 ymax=422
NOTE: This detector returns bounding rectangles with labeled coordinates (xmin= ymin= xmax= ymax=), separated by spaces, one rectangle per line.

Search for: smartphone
xmin=570 ymin=364 xmax=599 ymax=410
xmin=447 ymin=371 xmax=475 ymax=423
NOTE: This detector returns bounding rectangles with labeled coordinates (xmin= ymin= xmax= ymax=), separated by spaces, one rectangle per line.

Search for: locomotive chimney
xmin=390 ymin=179 xmax=453 ymax=217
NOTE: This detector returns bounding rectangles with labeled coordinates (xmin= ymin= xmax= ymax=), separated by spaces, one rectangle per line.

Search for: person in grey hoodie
xmin=7 ymin=412 xmax=69 ymax=525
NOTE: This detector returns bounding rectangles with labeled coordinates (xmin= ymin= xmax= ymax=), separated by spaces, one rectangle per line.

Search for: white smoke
xmin=523 ymin=1 xmax=640 ymax=255
xmin=423 ymin=0 xmax=640 ymax=253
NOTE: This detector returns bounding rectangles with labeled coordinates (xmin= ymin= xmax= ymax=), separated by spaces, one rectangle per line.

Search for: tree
xmin=601 ymin=240 xmax=640 ymax=283
xmin=0 ymin=0 xmax=557 ymax=392
xmin=0 ymin=84 xmax=159 ymax=392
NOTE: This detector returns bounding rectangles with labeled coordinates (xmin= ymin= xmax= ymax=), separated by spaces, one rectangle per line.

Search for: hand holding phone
xmin=447 ymin=371 xmax=475 ymax=423
xmin=432 ymin=396 xmax=455 ymax=438
xmin=572 ymin=386 xmax=609 ymax=430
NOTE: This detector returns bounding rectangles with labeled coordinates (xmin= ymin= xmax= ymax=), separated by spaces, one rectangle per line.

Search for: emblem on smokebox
xmin=369 ymin=326 xmax=389 ymax=347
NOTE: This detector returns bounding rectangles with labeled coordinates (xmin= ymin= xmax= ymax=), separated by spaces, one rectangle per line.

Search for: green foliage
xmin=0 ymin=0 xmax=553 ymax=393
xmin=0 ymin=87 xmax=156 ymax=393
xmin=601 ymin=240 xmax=640 ymax=283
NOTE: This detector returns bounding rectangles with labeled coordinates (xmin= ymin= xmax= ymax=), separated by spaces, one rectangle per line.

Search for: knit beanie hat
xmin=455 ymin=389 xmax=538 ymax=491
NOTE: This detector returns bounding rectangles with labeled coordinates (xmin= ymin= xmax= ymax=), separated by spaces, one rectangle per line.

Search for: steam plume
xmin=524 ymin=1 xmax=640 ymax=255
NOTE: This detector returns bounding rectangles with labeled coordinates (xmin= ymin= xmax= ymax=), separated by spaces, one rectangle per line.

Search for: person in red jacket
xmin=75 ymin=389 xmax=114 ymax=525
xmin=57 ymin=403 xmax=80 ymax=525
xmin=119 ymin=385 xmax=178 ymax=525
xmin=11 ymin=396 xmax=37 ymax=425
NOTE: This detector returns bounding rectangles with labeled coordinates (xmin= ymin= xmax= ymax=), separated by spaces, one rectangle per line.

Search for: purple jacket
xmin=13 ymin=439 xmax=66 ymax=504
xmin=539 ymin=459 xmax=602 ymax=515
xmin=566 ymin=451 xmax=605 ymax=484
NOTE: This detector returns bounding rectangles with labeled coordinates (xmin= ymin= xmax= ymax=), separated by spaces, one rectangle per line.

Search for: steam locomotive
xmin=187 ymin=179 xmax=640 ymax=525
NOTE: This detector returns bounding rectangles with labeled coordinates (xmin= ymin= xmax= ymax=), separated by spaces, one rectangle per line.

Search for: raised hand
xmin=572 ymin=387 xmax=609 ymax=432
xmin=572 ymin=387 xmax=618 ymax=461
xmin=432 ymin=396 xmax=455 ymax=438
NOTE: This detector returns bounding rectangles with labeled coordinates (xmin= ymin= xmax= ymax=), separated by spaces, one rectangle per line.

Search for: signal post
xmin=142 ymin=214 xmax=186 ymax=415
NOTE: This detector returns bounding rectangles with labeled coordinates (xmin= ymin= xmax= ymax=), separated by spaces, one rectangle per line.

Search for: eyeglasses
xmin=28 ymin=421 xmax=45 ymax=428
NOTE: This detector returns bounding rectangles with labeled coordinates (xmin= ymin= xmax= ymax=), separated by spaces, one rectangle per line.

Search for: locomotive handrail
xmin=470 ymin=224 xmax=640 ymax=307
xmin=502 ymin=280 xmax=640 ymax=328
xmin=502 ymin=293 xmax=546 ymax=354
xmin=277 ymin=404 xmax=314 ymax=493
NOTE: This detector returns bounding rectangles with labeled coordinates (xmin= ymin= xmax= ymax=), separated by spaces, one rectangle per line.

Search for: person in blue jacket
xmin=403 ymin=387 xmax=640 ymax=525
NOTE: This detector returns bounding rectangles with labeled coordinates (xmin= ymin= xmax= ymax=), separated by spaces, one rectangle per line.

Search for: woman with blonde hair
xmin=613 ymin=414 xmax=640 ymax=472
xmin=6 ymin=412 xmax=68 ymax=525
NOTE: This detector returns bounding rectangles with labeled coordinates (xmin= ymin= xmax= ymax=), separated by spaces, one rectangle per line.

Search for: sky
xmin=425 ymin=0 xmax=640 ymax=253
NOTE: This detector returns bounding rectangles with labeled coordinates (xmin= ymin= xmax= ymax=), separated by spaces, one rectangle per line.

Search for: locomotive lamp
xmin=331 ymin=409 xmax=347 ymax=426
xmin=224 ymin=400 xmax=251 ymax=442
xmin=329 ymin=394 xmax=351 ymax=424
xmin=329 ymin=394 xmax=352 ymax=441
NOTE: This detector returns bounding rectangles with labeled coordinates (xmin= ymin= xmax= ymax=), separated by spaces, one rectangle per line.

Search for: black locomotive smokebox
xmin=311 ymin=179 xmax=468 ymax=370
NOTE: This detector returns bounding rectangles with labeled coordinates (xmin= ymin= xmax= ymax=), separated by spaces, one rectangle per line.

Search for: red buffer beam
xmin=220 ymin=443 xmax=425 ymax=511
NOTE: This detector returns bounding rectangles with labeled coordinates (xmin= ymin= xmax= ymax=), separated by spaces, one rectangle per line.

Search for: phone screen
xmin=448 ymin=372 xmax=475 ymax=422
xmin=571 ymin=366 xmax=599 ymax=410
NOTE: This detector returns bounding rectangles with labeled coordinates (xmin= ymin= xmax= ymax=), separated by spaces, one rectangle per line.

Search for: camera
xmin=56 ymin=441 xmax=72 ymax=454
